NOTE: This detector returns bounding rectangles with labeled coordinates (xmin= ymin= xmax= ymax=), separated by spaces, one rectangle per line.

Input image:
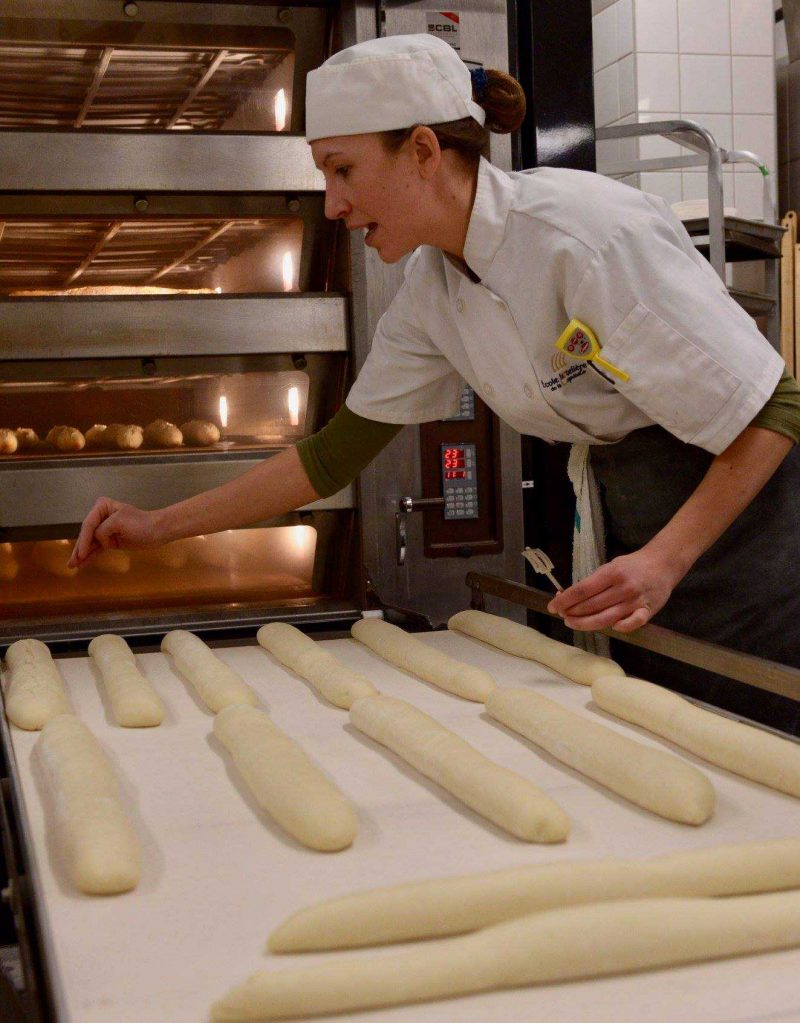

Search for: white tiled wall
xmin=593 ymin=0 xmax=776 ymax=219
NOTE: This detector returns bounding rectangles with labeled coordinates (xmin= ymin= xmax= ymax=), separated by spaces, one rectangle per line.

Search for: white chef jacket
xmin=346 ymin=156 xmax=784 ymax=454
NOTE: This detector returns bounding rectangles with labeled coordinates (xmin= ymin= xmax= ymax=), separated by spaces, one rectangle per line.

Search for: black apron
xmin=589 ymin=425 xmax=800 ymax=735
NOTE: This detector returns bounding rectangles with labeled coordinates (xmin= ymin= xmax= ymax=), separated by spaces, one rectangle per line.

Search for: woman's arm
xmin=548 ymin=425 xmax=794 ymax=633
xmin=69 ymin=445 xmax=319 ymax=567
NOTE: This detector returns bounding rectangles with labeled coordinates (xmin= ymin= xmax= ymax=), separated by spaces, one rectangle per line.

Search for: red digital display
xmin=443 ymin=447 xmax=466 ymax=469
xmin=444 ymin=469 xmax=467 ymax=479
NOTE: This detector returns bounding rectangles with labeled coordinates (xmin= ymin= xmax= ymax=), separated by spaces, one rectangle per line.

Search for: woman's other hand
xmin=69 ymin=498 xmax=162 ymax=568
xmin=546 ymin=547 xmax=685 ymax=633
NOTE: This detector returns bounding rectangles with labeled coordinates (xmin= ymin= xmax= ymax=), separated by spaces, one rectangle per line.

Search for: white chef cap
xmin=305 ymin=34 xmax=486 ymax=143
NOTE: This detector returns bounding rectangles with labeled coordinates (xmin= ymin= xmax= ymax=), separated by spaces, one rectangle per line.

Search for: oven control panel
xmin=441 ymin=443 xmax=478 ymax=520
xmin=418 ymin=385 xmax=503 ymax=558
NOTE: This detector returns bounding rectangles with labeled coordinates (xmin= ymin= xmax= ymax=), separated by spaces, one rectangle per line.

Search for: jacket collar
xmin=462 ymin=156 xmax=516 ymax=281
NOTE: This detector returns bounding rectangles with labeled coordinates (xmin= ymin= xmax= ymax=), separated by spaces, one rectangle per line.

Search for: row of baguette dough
xmin=1 ymin=631 xmax=361 ymax=891
xmin=7 ymin=619 xmax=800 ymax=1018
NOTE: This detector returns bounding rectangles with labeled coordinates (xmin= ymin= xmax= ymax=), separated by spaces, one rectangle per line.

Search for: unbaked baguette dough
xmin=449 ymin=609 xmax=624 ymax=686
xmin=593 ymin=674 xmax=800 ymax=798
xmin=269 ymin=835 xmax=800 ymax=951
xmin=257 ymin=622 xmax=377 ymax=710
xmin=351 ymin=618 xmax=497 ymax=702
xmin=213 ymin=704 xmax=358 ymax=851
xmin=88 ymin=634 xmax=165 ymax=727
xmin=213 ymin=889 xmax=800 ymax=1020
xmin=485 ymin=687 xmax=715 ymax=825
xmin=4 ymin=638 xmax=71 ymax=729
xmin=161 ymin=630 xmax=259 ymax=712
xmin=349 ymin=694 xmax=569 ymax=843
xmin=35 ymin=713 xmax=140 ymax=894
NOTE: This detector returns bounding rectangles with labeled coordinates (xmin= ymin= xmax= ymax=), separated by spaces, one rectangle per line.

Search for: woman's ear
xmin=409 ymin=125 xmax=442 ymax=179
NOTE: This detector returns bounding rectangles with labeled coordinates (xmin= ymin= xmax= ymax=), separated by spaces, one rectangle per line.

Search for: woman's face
xmin=310 ymin=133 xmax=428 ymax=263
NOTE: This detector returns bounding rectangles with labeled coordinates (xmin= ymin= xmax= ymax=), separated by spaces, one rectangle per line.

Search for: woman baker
xmin=70 ymin=35 xmax=800 ymax=723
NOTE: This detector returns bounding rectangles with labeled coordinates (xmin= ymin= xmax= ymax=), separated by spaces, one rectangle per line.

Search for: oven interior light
xmin=219 ymin=395 xmax=228 ymax=429
xmin=275 ymin=89 xmax=287 ymax=132
xmin=282 ymin=251 xmax=293 ymax=292
xmin=289 ymin=524 xmax=315 ymax=558
xmin=287 ymin=386 xmax=300 ymax=427
xmin=214 ymin=286 xmax=222 ymax=294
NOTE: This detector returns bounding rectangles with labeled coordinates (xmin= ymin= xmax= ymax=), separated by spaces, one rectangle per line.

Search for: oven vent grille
xmin=0 ymin=43 xmax=290 ymax=130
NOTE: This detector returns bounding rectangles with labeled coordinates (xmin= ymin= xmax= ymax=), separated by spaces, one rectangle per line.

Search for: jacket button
xmin=456 ymin=298 xmax=465 ymax=313
xmin=524 ymin=384 xmax=533 ymax=398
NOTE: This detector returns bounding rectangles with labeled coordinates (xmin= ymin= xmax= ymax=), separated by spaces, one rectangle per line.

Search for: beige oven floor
xmin=4 ymin=630 xmax=800 ymax=1023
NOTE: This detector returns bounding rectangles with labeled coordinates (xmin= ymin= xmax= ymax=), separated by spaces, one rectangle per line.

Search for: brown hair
xmin=380 ymin=68 xmax=526 ymax=164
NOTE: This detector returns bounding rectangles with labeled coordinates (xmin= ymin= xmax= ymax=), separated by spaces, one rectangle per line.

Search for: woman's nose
xmin=324 ymin=188 xmax=350 ymax=221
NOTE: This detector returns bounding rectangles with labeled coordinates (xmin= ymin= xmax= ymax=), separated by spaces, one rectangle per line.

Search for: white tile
xmin=639 ymin=170 xmax=683 ymax=202
xmin=677 ymin=0 xmax=730 ymax=55
xmin=594 ymin=62 xmax=621 ymax=126
xmin=635 ymin=110 xmax=681 ymax=160
xmin=634 ymin=0 xmax=678 ymax=51
xmin=637 ymin=53 xmax=680 ymax=110
xmin=619 ymin=54 xmax=637 ymax=116
xmin=680 ymin=54 xmax=732 ymax=112
xmin=731 ymin=55 xmax=776 ymax=113
xmin=733 ymin=113 xmax=777 ymax=172
xmin=681 ymin=169 xmax=736 ymax=207
xmin=593 ymin=0 xmax=617 ymax=15
xmin=596 ymin=135 xmax=621 ymax=172
xmin=731 ymin=0 xmax=774 ymax=55
xmin=734 ymin=169 xmax=770 ymax=218
xmin=621 ymin=172 xmax=642 ymax=188
xmin=594 ymin=2 xmax=618 ymax=72
xmin=617 ymin=0 xmax=634 ymax=57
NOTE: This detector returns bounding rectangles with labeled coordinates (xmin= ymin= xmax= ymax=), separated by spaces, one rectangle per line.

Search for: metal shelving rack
xmin=596 ymin=118 xmax=784 ymax=350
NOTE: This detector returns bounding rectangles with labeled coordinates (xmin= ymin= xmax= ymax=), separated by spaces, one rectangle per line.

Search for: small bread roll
xmin=103 ymin=424 xmax=143 ymax=450
xmin=14 ymin=427 xmax=41 ymax=449
xmin=46 ymin=426 xmax=86 ymax=452
xmin=180 ymin=420 xmax=220 ymax=446
xmin=0 ymin=429 xmax=18 ymax=454
xmin=143 ymin=419 xmax=183 ymax=448
xmin=85 ymin=424 xmax=107 ymax=448
xmin=92 ymin=549 xmax=131 ymax=575
xmin=32 ymin=539 xmax=78 ymax=578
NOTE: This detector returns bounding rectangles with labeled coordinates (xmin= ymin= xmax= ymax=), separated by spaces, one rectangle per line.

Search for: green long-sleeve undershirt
xmin=297 ymin=367 xmax=800 ymax=499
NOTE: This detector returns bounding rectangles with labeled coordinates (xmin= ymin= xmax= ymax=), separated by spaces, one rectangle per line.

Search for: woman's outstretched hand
xmin=546 ymin=548 xmax=685 ymax=633
xmin=68 ymin=498 xmax=162 ymax=568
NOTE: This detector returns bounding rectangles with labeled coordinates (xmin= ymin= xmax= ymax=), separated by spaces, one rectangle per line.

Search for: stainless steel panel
xmin=0 ymin=295 xmax=347 ymax=359
xmin=0 ymin=460 xmax=354 ymax=527
xmin=344 ymin=0 xmax=525 ymax=625
xmin=0 ymin=133 xmax=324 ymax=192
